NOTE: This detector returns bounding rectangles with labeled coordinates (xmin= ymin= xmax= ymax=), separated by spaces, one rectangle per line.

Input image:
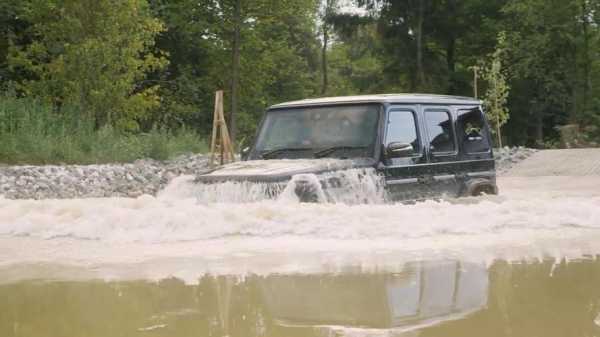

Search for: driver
xmin=339 ymin=109 xmax=372 ymax=145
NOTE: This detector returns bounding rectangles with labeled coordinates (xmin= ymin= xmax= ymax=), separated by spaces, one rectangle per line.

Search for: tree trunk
xmin=580 ymin=0 xmax=591 ymax=123
xmin=230 ymin=0 xmax=241 ymax=147
xmin=445 ymin=0 xmax=456 ymax=94
xmin=415 ymin=0 xmax=425 ymax=90
xmin=321 ymin=0 xmax=335 ymax=95
xmin=535 ymin=107 xmax=544 ymax=147
xmin=321 ymin=19 xmax=329 ymax=95
xmin=496 ymin=112 xmax=503 ymax=148
xmin=446 ymin=37 xmax=456 ymax=94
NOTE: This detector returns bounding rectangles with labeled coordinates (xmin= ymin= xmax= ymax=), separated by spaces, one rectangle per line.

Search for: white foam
xmin=2 ymin=175 xmax=599 ymax=243
xmin=1 ymin=175 xmax=600 ymax=279
xmin=1 ymin=192 xmax=598 ymax=243
xmin=158 ymin=168 xmax=385 ymax=204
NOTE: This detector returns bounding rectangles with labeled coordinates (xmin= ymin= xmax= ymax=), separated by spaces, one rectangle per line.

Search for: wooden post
xmin=471 ymin=65 xmax=479 ymax=99
xmin=209 ymin=91 xmax=220 ymax=166
xmin=209 ymin=90 xmax=235 ymax=167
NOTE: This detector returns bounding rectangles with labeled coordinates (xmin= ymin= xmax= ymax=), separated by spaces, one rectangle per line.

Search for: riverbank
xmin=0 ymin=147 xmax=535 ymax=199
xmin=0 ymin=154 xmax=209 ymax=199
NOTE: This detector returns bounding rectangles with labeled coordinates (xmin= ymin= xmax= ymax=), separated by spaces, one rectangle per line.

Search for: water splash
xmin=279 ymin=174 xmax=327 ymax=203
xmin=319 ymin=168 xmax=386 ymax=204
xmin=161 ymin=177 xmax=287 ymax=203
xmin=2 ymin=176 xmax=600 ymax=279
xmin=159 ymin=168 xmax=386 ymax=204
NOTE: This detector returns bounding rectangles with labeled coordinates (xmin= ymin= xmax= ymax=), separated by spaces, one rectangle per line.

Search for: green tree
xmin=481 ymin=32 xmax=510 ymax=147
xmin=0 ymin=0 xmax=30 ymax=88
xmin=326 ymin=20 xmax=389 ymax=95
xmin=319 ymin=0 xmax=339 ymax=95
xmin=356 ymin=0 xmax=507 ymax=95
xmin=8 ymin=0 xmax=167 ymax=131
xmin=150 ymin=0 xmax=321 ymax=143
xmin=235 ymin=0 xmax=321 ymax=140
xmin=501 ymin=0 xmax=588 ymax=145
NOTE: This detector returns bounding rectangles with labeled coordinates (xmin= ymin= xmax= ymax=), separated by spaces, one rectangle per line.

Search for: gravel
xmin=0 ymin=148 xmax=535 ymax=199
xmin=0 ymin=154 xmax=210 ymax=199
xmin=493 ymin=146 xmax=537 ymax=174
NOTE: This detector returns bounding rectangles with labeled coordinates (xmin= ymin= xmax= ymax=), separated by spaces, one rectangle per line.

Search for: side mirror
xmin=386 ymin=142 xmax=414 ymax=158
xmin=240 ymin=146 xmax=250 ymax=160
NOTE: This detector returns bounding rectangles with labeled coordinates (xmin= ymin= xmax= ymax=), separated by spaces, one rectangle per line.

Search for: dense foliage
xmin=1 ymin=0 xmax=599 ymax=163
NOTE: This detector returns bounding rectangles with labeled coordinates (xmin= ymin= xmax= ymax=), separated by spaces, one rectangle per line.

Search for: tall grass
xmin=0 ymin=96 xmax=207 ymax=165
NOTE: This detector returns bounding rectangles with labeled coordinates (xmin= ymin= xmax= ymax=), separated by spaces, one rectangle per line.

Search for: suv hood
xmin=195 ymin=158 xmax=376 ymax=183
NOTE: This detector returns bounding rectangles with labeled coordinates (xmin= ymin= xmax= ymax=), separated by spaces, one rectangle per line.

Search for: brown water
xmin=2 ymin=176 xmax=600 ymax=336
xmin=2 ymin=258 xmax=600 ymax=337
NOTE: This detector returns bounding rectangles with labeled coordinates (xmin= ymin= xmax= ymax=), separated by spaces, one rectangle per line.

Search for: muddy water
xmin=2 ymin=259 xmax=600 ymax=337
xmin=2 ymin=175 xmax=600 ymax=336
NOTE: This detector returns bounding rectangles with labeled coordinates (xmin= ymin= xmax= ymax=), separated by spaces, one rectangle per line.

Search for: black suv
xmin=196 ymin=94 xmax=497 ymax=202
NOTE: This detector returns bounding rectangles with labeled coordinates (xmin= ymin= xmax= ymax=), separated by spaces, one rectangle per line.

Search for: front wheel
xmin=464 ymin=178 xmax=498 ymax=197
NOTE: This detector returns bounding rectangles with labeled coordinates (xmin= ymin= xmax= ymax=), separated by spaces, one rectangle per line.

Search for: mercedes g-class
xmin=196 ymin=94 xmax=497 ymax=202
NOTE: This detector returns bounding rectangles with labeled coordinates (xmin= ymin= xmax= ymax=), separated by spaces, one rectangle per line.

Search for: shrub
xmin=0 ymin=95 xmax=207 ymax=165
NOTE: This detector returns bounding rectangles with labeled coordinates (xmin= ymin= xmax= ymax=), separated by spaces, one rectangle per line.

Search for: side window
xmin=457 ymin=108 xmax=490 ymax=153
xmin=424 ymin=110 xmax=455 ymax=153
xmin=385 ymin=110 xmax=420 ymax=154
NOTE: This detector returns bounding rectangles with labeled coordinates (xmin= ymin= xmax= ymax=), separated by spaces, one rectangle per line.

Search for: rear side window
xmin=385 ymin=110 xmax=420 ymax=153
xmin=424 ymin=110 xmax=455 ymax=153
xmin=457 ymin=108 xmax=490 ymax=153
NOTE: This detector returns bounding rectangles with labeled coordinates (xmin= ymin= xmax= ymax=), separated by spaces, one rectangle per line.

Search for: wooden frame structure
xmin=209 ymin=90 xmax=235 ymax=166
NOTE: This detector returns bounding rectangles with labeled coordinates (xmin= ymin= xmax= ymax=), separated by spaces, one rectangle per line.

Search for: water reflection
xmin=1 ymin=258 xmax=600 ymax=337
xmin=261 ymin=261 xmax=487 ymax=332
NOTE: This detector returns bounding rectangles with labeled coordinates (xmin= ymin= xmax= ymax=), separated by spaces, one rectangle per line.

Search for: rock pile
xmin=493 ymin=147 xmax=537 ymax=173
xmin=0 ymin=154 xmax=209 ymax=199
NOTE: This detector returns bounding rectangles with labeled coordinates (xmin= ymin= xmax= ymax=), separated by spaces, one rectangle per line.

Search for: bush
xmin=555 ymin=124 xmax=600 ymax=149
xmin=0 ymin=96 xmax=207 ymax=165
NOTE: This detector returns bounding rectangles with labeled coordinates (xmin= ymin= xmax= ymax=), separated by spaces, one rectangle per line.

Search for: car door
xmin=422 ymin=107 xmax=461 ymax=197
xmin=381 ymin=106 xmax=430 ymax=201
xmin=455 ymin=106 xmax=496 ymax=195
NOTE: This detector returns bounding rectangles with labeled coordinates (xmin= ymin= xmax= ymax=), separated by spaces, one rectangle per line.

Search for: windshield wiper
xmin=261 ymin=147 xmax=313 ymax=159
xmin=314 ymin=145 xmax=368 ymax=158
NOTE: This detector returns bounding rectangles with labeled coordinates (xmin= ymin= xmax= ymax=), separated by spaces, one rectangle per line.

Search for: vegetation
xmin=481 ymin=32 xmax=510 ymax=147
xmin=1 ymin=0 xmax=599 ymax=164
xmin=0 ymin=95 xmax=206 ymax=164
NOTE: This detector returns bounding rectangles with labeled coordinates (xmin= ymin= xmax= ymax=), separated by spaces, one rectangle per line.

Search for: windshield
xmin=252 ymin=104 xmax=380 ymax=159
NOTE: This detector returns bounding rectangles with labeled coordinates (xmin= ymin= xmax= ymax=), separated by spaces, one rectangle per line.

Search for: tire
xmin=465 ymin=179 xmax=498 ymax=197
